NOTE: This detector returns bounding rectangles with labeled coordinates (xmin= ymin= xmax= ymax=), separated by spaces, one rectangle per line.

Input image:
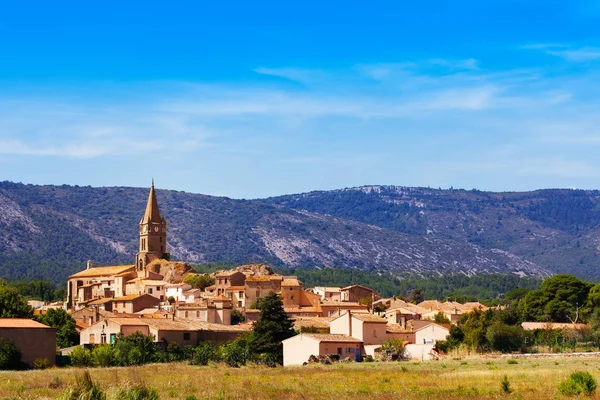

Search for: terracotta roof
xmin=521 ymin=322 xmax=588 ymax=331
xmin=341 ymin=284 xmax=373 ymax=292
xmin=110 ymin=318 xmax=150 ymax=326
xmin=246 ymin=275 xmax=283 ymax=282
xmin=351 ymin=313 xmax=388 ymax=323
xmin=314 ymin=287 xmax=341 ymax=292
xmin=88 ymin=298 xmax=114 ymax=305
xmin=226 ymin=286 xmax=245 ymax=291
xmin=75 ymin=320 xmax=89 ymax=329
xmin=213 ymin=295 xmax=232 ymax=302
xmin=165 ymin=283 xmax=191 ymax=288
xmin=284 ymin=307 xmax=321 ymax=313
xmin=112 ymin=294 xmax=146 ymax=301
xmin=293 ymin=317 xmax=333 ymax=329
xmin=215 ymin=270 xmax=243 ymax=277
xmin=320 ymin=301 xmax=365 ymax=307
xmin=70 ymin=265 xmax=136 ymax=278
xmin=0 ymin=319 xmax=53 ymax=329
xmin=282 ymin=277 xmax=301 ymax=286
xmin=295 ymin=333 xmax=362 ymax=343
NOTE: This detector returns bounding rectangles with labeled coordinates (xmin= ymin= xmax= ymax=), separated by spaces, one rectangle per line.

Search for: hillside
xmin=0 ymin=182 xmax=555 ymax=283
xmin=266 ymin=186 xmax=600 ymax=279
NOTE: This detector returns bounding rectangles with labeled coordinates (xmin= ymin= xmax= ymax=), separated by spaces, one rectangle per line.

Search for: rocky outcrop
xmin=234 ymin=264 xmax=275 ymax=277
xmin=147 ymin=259 xmax=193 ymax=283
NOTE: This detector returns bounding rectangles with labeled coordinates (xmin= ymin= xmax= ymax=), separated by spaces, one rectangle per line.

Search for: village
xmin=0 ymin=183 xmax=591 ymax=370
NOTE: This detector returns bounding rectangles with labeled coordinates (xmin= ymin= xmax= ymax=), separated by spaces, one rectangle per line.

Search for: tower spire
xmin=140 ymin=180 xmax=162 ymax=224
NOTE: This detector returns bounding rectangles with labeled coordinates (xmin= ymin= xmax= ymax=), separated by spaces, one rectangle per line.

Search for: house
xmin=67 ymin=264 xmax=137 ymax=309
xmin=244 ymin=275 xmax=283 ymax=307
xmin=320 ymin=301 xmax=369 ymax=317
xmin=340 ymin=285 xmax=374 ymax=303
xmin=312 ymin=287 xmax=341 ymax=302
xmin=165 ymin=283 xmax=193 ymax=303
xmin=214 ymin=271 xmax=246 ymax=296
xmin=182 ymin=288 xmax=202 ymax=303
xmin=330 ymin=311 xmax=388 ymax=356
xmin=125 ymin=278 xmax=168 ymax=301
xmin=80 ymin=318 xmax=150 ymax=345
xmin=292 ymin=316 xmax=334 ymax=334
xmin=225 ymin=286 xmax=246 ymax=308
xmin=80 ymin=317 xmax=251 ymax=346
xmin=176 ymin=296 xmax=233 ymax=325
xmin=0 ymin=319 xmax=56 ymax=367
xmin=282 ymin=333 xmax=363 ymax=366
xmin=385 ymin=303 xmax=428 ymax=325
xmin=112 ymin=294 xmax=161 ymax=314
xmin=386 ymin=320 xmax=450 ymax=345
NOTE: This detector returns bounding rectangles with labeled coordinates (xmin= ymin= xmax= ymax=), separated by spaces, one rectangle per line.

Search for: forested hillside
xmin=267 ymin=186 xmax=600 ymax=279
xmin=2 ymin=182 xmax=598 ymax=283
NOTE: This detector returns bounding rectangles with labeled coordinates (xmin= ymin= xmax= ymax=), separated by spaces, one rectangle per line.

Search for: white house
xmin=282 ymin=333 xmax=362 ymax=366
xmin=165 ymin=283 xmax=192 ymax=302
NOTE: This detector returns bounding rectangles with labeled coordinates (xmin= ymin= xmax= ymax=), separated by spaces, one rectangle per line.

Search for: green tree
xmin=37 ymin=308 xmax=79 ymax=348
xmin=184 ymin=274 xmax=215 ymax=291
xmin=0 ymin=338 xmax=22 ymax=370
xmin=0 ymin=282 xmax=33 ymax=318
xmin=486 ymin=322 xmax=525 ymax=352
xmin=433 ymin=312 xmax=451 ymax=324
xmin=249 ymin=292 xmax=296 ymax=364
xmin=112 ymin=332 xmax=155 ymax=366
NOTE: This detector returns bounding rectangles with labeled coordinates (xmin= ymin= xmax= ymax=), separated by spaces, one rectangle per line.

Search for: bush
xmin=113 ymin=332 xmax=155 ymax=366
xmin=191 ymin=341 xmax=219 ymax=366
xmin=507 ymin=359 xmax=518 ymax=365
xmin=166 ymin=341 xmax=186 ymax=362
xmin=34 ymin=358 xmax=50 ymax=370
xmin=559 ymin=372 xmax=597 ymax=396
xmin=501 ymin=375 xmax=512 ymax=393
xmin=363 ymin=355 xmax=374 ymax=362
xmin=221 ymin=336 xmax=251 ymax=367
xmin=0 ymin=338 xmax=22 ymax=370
xmin=486 ymin=323 xmax=525 ymax=352
xmin=59 ymin=371 xmax=106 ymax=400
xmin=114 ymin=385 xmax=159 ymax=400
xmin=70 ymin=346 xmax=91 ymax=367
xmin=91 ymin=345 xmax=114 ymax=367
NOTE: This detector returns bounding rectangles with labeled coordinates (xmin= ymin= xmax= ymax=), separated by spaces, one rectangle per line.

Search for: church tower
xmin=136 ymin=180 xmax=169 ymax=271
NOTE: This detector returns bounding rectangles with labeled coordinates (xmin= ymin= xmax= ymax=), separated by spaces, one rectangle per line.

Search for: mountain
xmin=2 ymin=182 xmax=596 ymax=284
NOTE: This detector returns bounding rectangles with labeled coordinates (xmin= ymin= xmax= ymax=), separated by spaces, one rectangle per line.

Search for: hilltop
xmin=2 ymin=182 xmax=598 ymax=283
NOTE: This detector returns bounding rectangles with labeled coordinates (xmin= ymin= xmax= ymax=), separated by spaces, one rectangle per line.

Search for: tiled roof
xmin=282 ymin=278 xmax=301 ymax=286
xmin=226 ymin=286 xmax=245 ymax=291
xmin=246 ymin=275 xmax=283 ymax=282
xmin=351 ymin=313 xmax=388 ymax=323
xmin=299 ymin=333 xmax=362 ymax=343
xmin=112 ymin=294 xmax=146 ymax=301
xmin=213 ymin=295 xmax=232 ymax=302
xmin=70 ymin=265 xmax=136 ymax=278
xmin=292 ymin=317 xmax=333 ymax=329
xmin=340 ymin=284 xmax=373 ymax=291
xmin=521 ymin=322 xmax=588 ymax=331
xmin=88 ymin=298 xmax=114 ymax=305
xmin=314 ymin=287 xmax=341 ymax=292
xmin=0 ymin=318 xmax=53 ymax=329
xmin=215 ymin=270 xmax=242 ymax=277
xmin=284 ymin=307 xmax=321 ymax=313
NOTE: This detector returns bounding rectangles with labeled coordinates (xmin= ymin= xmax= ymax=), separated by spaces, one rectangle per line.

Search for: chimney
xmin=348 ymin=310 xmax=352 ymax=337
xmin=87 ymin=260 xmax=93 ymax=270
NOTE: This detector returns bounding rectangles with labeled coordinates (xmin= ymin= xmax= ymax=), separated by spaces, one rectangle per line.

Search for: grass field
xmin=2 ymin=356 xmax=600 ymax=399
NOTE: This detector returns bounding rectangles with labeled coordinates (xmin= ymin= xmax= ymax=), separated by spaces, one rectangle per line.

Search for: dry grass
xmin=2 ymin=356 xmax=600 ymax=399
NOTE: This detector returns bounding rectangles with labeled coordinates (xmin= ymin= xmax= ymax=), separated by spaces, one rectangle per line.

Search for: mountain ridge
xmin=2 ymin=181 xmax=598 ymax=283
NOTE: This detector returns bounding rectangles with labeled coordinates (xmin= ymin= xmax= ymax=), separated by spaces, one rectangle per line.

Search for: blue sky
xmin=1 ymin=1 xmax=600 ymax=198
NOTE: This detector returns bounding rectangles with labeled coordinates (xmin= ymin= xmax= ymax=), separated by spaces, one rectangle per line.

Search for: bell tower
xmin=136 ymin=180 xmax=169 ymax=272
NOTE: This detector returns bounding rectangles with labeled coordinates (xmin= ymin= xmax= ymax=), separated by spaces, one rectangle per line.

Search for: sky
xmin=1 ymin=1 xmax=600 ymax=198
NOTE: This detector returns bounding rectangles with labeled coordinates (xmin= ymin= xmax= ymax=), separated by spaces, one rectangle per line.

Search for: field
xmin=2 ymin=356 xmax=600 ymax=399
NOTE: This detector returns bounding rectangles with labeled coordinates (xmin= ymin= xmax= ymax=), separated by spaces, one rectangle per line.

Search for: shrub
xmin=507 ymin=359 xmax=518 ymax=365
xmin=0 ymin=338 xmax=22 ymax=370
xmin=166 ymin=341 xmax=185 ymax=362
xmin=363 ymin=355 xmax=374 ymax=362
xmin=34 ymin=358 xmax=50 ymax=370
xmin=70 ymin=346 xmax=91 ymax=367
xmin=191 ymin=341 xmax=219 ymax=366
xmin=486 ymin=323 xmax=525 ymax=352
xmin=91 ymin=345 xmax=114 ymax=367
xmin=559 ymin=372 xmax=597 ymax=396
xmin=113 ymin=332 xmax=155 ymax=366
xmin=221 ymin=336 xmax=251 ymax=367
xmin=114 ymin=385 xmax=159 ymax=400
xmin=59 ymin=371 xmax=106 ymax=400
xmin=501 ymin=375 xmax=512 ymax=393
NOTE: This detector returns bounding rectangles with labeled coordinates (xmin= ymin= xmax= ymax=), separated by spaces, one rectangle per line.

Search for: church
xmin=66 ymin=181 xmax=175 ymax=310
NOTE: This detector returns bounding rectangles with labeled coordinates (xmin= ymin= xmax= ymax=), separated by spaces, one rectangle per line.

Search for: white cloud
xmin=523 ymin=43 xmax=600 ymax=62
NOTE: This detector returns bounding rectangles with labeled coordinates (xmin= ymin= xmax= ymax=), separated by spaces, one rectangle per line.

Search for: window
xmin=185 ymin=311 xmax=189 ymax=318
xmin=238 ymin=301 xmax=242 ymax=307
xmin=148 ymin=288 xmax=153 ymax=294
xmin=373 ymin=329 xmax=377 ymax=338
xmin=156 ymin=286 xmax=160 ymax=291
xmin=110 ymin=333 xmax=116 ymax=344
xmin=256 ymin=291 xmax=260 ymax=299
xmin=290 ymin=287 xmax=293 ymax=291
xmin=100 ymin=333 xmax=106 ymax=344
xmin=291 ymin=295 xmax=294 ymax=300
xmin=183 ymin=332 xmax=191 ymax=341
xmin=238 ymin=291 xmax=243 ymax=297
xmin=196 ymin=311 xmax=200 ymax=318
xmin=89 ymin=334 xmax=95 ymax=344
xmin=337 ymin=348 xmax=342 ymax=355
